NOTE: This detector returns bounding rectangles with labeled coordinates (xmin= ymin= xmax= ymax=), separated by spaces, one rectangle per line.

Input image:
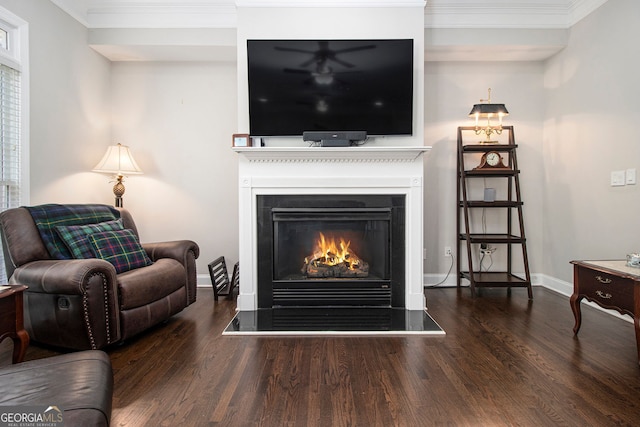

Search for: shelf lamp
xmin=92 ymin=143 xmax=143 ymax=207
xmin=469 ymin=88 xmax=509 ymax=143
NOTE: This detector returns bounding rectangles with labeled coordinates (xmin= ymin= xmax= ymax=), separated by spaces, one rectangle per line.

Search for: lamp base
xmin=112 ymin=175 xmax=125 ymax=208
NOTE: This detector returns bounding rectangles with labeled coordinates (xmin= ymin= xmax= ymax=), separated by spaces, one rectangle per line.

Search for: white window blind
xmin=0 ymin=63 xmax=21 ymax=282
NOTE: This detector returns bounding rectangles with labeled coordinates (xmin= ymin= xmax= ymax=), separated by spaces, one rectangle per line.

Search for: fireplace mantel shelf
xmin=233 ymin=146 xmax=431 ymax=163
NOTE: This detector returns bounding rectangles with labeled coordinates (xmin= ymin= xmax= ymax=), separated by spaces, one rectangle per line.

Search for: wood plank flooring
xmin=3 ymin=286 xmax=640 ymax=426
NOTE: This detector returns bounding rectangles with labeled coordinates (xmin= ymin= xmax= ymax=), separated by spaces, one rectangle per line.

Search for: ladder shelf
xmin=456 ymin=125 xmax=532 ymax=298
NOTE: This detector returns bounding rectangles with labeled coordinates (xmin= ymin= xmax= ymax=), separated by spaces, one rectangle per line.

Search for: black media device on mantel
xmin=302 ymin=131 xmax=367 ymax=147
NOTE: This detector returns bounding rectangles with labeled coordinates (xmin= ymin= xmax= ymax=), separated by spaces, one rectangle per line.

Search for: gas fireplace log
xmin=302 ymin=260 xmax=369 ymax=278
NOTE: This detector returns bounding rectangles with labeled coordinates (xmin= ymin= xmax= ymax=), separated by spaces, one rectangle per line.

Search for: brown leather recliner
xmin=0 ymin=350 xmax=113 ymax=426
xmin=0 ymin=204 xmax=199 ymax=350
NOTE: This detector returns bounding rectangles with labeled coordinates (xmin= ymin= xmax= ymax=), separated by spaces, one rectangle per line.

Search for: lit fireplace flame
xmin=307 ymin=232 xmax=359 ymax=269
xmin=302 ymin=232 xmax=369 ymax=278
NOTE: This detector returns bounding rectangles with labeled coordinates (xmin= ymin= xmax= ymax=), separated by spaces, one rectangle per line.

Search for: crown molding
xmin=567 ymin=0 xmax=609 ymax=26
xmin=424 ymin=0 xmax=610 ymax=29
xmin=85 ymin=1 xmax=238 ymax=28
xmin=425 ymin=1 xmax=569 ymax=29
xmin=235 ymin=0 xmax=426 ymax=7
xmin=50 ymin=0 xmax=89 ymax=27
xmin=49 ymin=0 xmax=609 ymax=30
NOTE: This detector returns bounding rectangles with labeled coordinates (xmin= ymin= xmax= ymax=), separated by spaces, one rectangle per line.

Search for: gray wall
xmin=0 ymin=0 xmax=112 ymax=205
xmin=109 ymin=61 xmax=239 ymax=270
xmin=543 ymin=0 xmax=640 ymax=283
xmin=424 ymin=61 xmax=545 ymax=279
xmin=1 ymin=0 xmax=636 ymax=286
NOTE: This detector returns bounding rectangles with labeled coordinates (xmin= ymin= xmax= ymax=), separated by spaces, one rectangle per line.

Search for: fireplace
xmin=257 ymin=195 xmax=405 ymax=308
xmin=234 ymin=146 xmax=429 ymax=312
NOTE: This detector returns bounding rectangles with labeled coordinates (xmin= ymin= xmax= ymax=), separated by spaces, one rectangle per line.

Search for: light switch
xmin=611 ymin=170 xmax=626 ymax=186
xmin=626 ymin=168 xmax=637 ymax=185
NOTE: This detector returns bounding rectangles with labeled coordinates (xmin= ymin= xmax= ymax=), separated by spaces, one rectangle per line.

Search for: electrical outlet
xmin=626 ymin=168 xmax=637 ymax=185
xmin=444 ymin=246 xmax=452 ymax=257
xmin=480 ymin=245 xmax=496 ymax=255
xmin=611 ymin=170 xmax=626 ymax=186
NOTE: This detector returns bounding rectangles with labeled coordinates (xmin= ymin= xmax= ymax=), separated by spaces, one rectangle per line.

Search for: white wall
xmin=110 ymin=61 xmax=239 ymax=269
xmin=423 ymin=61 xmax=545 ymax=277
xmin=0 ymin=0 xmax=112 ymax=204
xmin=543 ymin=0 xmax=640 ymax=283
xmin=0 ymin=0 xmax=240 ymax=278
xmin=4 ymin=0 xmax=637 ymax=286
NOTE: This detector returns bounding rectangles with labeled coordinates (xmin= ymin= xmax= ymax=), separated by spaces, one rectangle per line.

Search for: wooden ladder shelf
xmin=456 ymin=125 xmax=533 ymax=298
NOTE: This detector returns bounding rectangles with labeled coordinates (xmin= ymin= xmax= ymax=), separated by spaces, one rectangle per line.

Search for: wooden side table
xmin=570 ymin=260 xmax=640 ymax=365
xmin=0 ymin=284 xmax=29 ymax=363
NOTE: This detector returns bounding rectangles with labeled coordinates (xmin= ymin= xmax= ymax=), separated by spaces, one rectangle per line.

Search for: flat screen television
xmin=247 ymin=39 xmax=414 ymax=137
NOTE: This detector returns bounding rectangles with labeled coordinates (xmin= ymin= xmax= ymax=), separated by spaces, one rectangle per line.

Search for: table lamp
xmin=469 ymin=88 xmax=509 ymax=143
xmin=93 ymin=143 xmax=143 ymax=207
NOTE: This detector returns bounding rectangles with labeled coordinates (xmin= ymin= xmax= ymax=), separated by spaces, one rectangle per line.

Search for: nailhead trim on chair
xmin=186 ymin=249 xmax=197 ymax=305
xmin=101 ymin=273 xmax=111 ymax=345
xmin=82 ymin=272 xmax=112 ymax=349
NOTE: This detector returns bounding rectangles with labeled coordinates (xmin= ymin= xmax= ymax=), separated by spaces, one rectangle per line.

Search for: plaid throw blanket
xmin=26 ymin=204 xmax=120 ymax=259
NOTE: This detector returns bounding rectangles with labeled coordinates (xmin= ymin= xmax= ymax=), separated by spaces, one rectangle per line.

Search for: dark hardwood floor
xmin=2 ymin=286 xmax=640 ymax=426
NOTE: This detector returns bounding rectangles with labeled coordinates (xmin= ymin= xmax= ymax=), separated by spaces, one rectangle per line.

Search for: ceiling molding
xmin=50 ymin=0 xmax=89 ymax=27
xmin=235 ymin=0 xmax=426 ymax=7
xmin=424 ymin=1 xmax=569 ymax=29
xmin=567 ymin=0 xmax=609 ymax=26
xmin=86 ymin=2 xmax=238 ymax=28
xmin=424 ymin=0 xmax=610 ymax=29
xmin=50 ymin=0 xmax=609 ymax=30
xmin=50 ymin=0 xmax=609 ymax=62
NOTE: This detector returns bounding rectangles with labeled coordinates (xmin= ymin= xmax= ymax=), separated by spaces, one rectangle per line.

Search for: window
xmin=0 ymin=7 xmax=28 ymax=282
xmin=0 ymin=63 xmax=21 ymax=211
xmin=0 ymin=28 xmax=7 ymax=50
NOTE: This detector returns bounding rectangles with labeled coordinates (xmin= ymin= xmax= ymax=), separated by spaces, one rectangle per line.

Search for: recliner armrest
xmin=142 ymin=240 xmax=199 ymax=263
xmin=9 ymin=259 xmax=121 ymax=349
xmin=9 ymin=259 xmax=116 ymax=294
xmin=142 ymin=240 xmax=199 ymax=305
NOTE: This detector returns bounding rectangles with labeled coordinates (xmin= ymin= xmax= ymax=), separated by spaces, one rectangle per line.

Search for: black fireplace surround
xmin=257 ymin=194 xmax=406 ymax=308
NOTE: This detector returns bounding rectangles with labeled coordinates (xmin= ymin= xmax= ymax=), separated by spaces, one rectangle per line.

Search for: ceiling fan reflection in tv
xmin=247 ymin=39 xmax=414 ymax=139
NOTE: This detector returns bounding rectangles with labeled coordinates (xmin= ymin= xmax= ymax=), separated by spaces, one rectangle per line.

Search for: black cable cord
xmin=424 ymin=252 xmax=455 ymax=288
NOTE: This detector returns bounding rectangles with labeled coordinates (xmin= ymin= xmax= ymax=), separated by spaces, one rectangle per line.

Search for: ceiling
xmin=49 ymin=0 xmax=610 ymax=61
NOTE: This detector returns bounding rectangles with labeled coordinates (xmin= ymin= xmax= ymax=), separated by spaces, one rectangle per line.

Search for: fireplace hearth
xmin=257 ymin=194 xmax=405 ymax=309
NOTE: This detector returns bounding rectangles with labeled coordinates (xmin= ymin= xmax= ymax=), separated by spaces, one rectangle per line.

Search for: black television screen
xmin=247 ymin=39 xmax=414 ymax=137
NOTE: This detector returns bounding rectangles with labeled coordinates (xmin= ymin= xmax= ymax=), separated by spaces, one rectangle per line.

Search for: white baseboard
xmin=198 ymin=271 xmax=631 ymax=324
xmin=197 ymin=273 xmax=211 ymax=287
xmin=424 ymin=272 xmax=632 ymax=324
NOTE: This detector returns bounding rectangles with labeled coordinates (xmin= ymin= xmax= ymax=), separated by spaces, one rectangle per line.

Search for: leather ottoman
xmin=0 ymin=350 xmax=113 ymax=426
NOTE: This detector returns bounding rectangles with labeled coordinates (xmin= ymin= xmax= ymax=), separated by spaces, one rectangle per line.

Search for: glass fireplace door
xmin=256 ymin=194 xmax=405 ymax=309
xmin=273 ymin=208 xmax=391 ymax=282
xmin=271 ymin=208 xmax=392 ymax=307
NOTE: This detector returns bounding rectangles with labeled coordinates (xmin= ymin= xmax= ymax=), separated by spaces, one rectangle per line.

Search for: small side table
xmin=570 ymin=260 xmax=640 ymax=365
xmin=0 ymin=285 xmax=29 ymax=363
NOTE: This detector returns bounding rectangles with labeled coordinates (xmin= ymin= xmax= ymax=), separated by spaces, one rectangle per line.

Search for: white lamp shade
xmin=93 ymin=143 xmax=143 ymax=175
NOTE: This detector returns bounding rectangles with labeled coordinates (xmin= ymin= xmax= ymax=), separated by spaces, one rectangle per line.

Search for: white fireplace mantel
xmin=232 ymin=146 xmax=429 ymax=163
xmin=234 ymin=145 xmax=431 ymax=311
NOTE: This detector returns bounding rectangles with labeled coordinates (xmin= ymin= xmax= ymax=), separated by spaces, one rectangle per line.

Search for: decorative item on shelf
xmin=232 ymin=133 xmax=251 ymax=147
xmin=474 ymin=150 xmax=509 ymax=170
xmin=469 ymin=88 xmax=509 ymax=144
xmin=627 ymin=253 xmax=640 ymax=268
xmin=93 ymin=143 xmax=143 ymax=208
